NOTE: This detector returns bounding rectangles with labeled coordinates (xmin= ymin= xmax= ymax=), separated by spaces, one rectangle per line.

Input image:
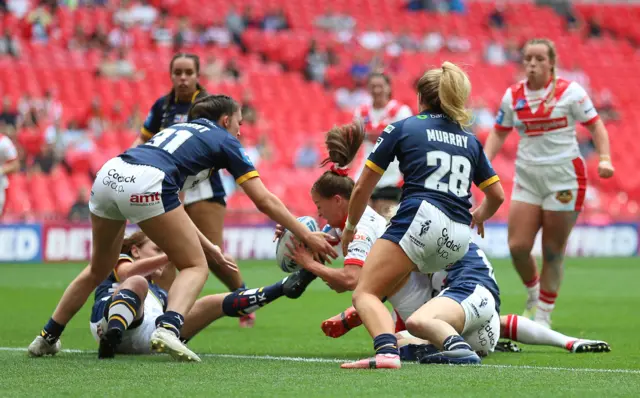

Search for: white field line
xmin=2 ymin=347 xmax=639 ymax=375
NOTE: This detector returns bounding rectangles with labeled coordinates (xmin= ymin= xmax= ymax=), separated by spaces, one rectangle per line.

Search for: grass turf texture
xmin=1 ymin=258 xmax=640 ymax=397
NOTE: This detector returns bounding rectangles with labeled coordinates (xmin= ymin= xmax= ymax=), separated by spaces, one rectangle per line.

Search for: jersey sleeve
xmin=494 ymin=88 xmax=515 ymax=132
xmin=344 ymin=223 xmax=376 ymax=267
xmin=473 ymin=143 xmax=500 ymax=190
xmin=141 ymin=99 xmax=163 ymax=139
xmin=113 ymin=254 xmax=134 ymax=282
xmin=569 ymin=82 xmax=600 ymax=125
xmin=365 ymin=121 xmax=402 ymax=176
xmin=220 ymin=135 xmax=260 ymax=184
xmin=0 ymin=137 xmax=17 ymax=161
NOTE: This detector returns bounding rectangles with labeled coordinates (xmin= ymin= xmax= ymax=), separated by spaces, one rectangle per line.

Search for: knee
xmin=405 ymin=314 xmax=428 ymax=337
xmin=541 ymin=243 xmax=564 ymax=265
xmin=508 ymin=237 xmax=534 ymax=258
xmin=121 ymin=275 xmax=149 ymax=298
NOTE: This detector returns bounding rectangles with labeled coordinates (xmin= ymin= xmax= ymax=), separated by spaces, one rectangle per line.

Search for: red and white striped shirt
xmin=495 ymin=78 xmax=599 ymax=165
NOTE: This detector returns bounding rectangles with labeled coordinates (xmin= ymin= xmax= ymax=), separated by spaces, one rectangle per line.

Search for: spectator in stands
xmin=68 ymin=187 xmax=91 ymax=222
xmin=0 ymin=97 xmax=17 ymax=129
xmin=485 ymin=39 xmax=507 ymax=65
xmin=446 ymin=29 xmax=471 ymax=53
xmin=26 ymin=3 xmax=54 ymax=43
xmin=127 ymin=104 xmax=143 ymax=131
xmin=350 ymin=53 xmax=371 ymax=86
xmin=505 ymin=38 xmax=522 ymax=64
xmin=68 ymin=25 xmax=88 ymax=51
xmin=173 ymin=16 xmax=194 ymax=51
xmin=89 ymin=24 xmax=109 ymax=51
xmin=18 ymin=95 xmax=41 ymax=128
xmin=42 ymin=90 xmax=62 ymax=125
xmin=98 ymin=48 xmax=139 ymax=80
xmin=81 ymin=97 xmax=107 ymax=134
xmin=587 ymin=16 xmax=603 ymax=39
xmin=488 ymin=3 xmax=506 ymax=30
xmin=113 ymin=0 xmax=158 ymax=29
xmin=33 ymin=142 xmax=58 ymax=174
xmin=304 ymin=39 xmax=328 ymax=84
xmin=326 ymin=45 xmax=339 ymax=66
xmin=204 ymin=20 xmax=232 ymax=47
xmin=314 ymin=8 xmax=356 ymax=34
xmin=358 ymin=24 xmax=388 ymax=51
xmin=109 ymin=100 xmax=128 ymax=130
xmin=152 ymin=15 xmax=173 ymax=47
xmin=224 ymin=57 xmax=241 ymax=82
xmin=108 ymin=21 xmax=134 ymax=49
xmin=226 ymin=5 xmax=248 ymax=51
xmin=262 ymin=7 xmax=290 ymax=32
xmin=422 ymin=29 xmax=444 ymax=53
xmin=295 ymin=142 xmax=320 ymax=169
xmin=242 ymin=5 xmax=260 ymax=29
xmin=0 ymin=28 xmax=21 ymax=58
xmin=241 ymin=90 xmax=258 ymax=125
xmin=394 ymin=29 xmax=418 ymax=52
xmin=471 ymin=99 xmax=495 ymax=132
xmin=203 ymin=55 xmax=225 ymax=84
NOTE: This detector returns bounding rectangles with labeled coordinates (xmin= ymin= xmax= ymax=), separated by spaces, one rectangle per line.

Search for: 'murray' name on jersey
xmin=426 ymin=129 xmax=469 ymax=149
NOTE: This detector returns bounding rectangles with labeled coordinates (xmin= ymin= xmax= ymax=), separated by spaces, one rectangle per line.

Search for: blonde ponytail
xmin=416 ymin=61 xmax=473 ymax=127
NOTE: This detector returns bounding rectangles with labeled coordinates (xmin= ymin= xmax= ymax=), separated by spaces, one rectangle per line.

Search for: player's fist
xmin=598 ymin=160 xmax=614 ymax=179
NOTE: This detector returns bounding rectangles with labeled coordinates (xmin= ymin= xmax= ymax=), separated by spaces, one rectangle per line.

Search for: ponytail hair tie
xmin=330 ymin=163 xmax=350 ymax=177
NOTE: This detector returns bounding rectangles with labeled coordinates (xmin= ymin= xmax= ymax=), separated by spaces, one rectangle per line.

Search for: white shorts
xmin=512 ymin=157 xmax=587 ymax=212
xmin=384 ymin=199 xmax=471 ymax=273
xmin=388 ymin=272 xmax=433 ymax=323
xmin=89 ymin=157 xmax=181 ymax=224
xmin=183 ymin=171 xmax=226 ymax=206
xmin=90 ymin=291 xmax=165 ymax=354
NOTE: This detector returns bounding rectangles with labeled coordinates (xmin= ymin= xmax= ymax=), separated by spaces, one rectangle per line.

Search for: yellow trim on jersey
xmin=140 ymin=127 xmax=154 ymax=139
xmin=111 ymin=299 xmax=137 ymax=316
xmin=478 ymin=175 xmax=500 ymax=190
xmin=365 ymin=160 xmax=385 ymax=176
xmin=191 ymin=90 xmax=201 ymax=103
xmin=111 ymin=315 xmax=128 ymax=327
xmin=236 ymin=171 xmax=260 ymax=185
xmin=113 ymin=255 xmax=134 ymax=282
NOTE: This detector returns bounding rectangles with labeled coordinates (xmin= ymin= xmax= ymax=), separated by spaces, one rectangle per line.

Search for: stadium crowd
xmin=0 ymin=0 xmax=638 ymax=223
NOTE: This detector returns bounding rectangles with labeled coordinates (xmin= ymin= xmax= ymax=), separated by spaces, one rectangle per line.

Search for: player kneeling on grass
xmin=90 ymin=231 xmax=315 ymax=359
xmin=322 ymin=243 xmax=611 ymax=359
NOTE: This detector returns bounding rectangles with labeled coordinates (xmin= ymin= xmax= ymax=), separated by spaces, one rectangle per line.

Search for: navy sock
xmin=107 ymin=289 xmax=141 ymax=333
xmin=222 ymin=278 xmax=285 ymax=317
xmin=41 ymin=318 xmax=65 ymax=345
xmin=442 ymin=335 xmax=472 ymax=351
xmin=373 ymin=333 xmax=399 ymax=356
xmin=155 ymin=311 xmax=185 ymax=338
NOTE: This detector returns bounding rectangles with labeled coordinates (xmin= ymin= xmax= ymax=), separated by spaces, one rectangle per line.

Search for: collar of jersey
xmin=174 ymin=89 xmax=201 ymax=104
xmin=190 ymin=118 xmax=220 ymax=130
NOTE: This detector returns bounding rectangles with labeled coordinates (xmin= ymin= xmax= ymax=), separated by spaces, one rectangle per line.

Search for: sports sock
xmin=536 ymin=289 xmax=557 ymax=320
xmin=222 ymin=277 xmax=286 ymax=317
xmin=155 ymin=311 xmax=185 ymax=338
xmin=502 ymin=314 xmax=572 ymax=349
xmin=524 ymin=275 xmax=540 ymax=308
xmin=41 ymin=318 xmax=65 ymax=345
xmin=442 ymin=335 xmax=472 ymax=352
xmin=373 ymin=333 xmax=399 ymax=356
xmin=107 ymin=289 xmax=141 ymax=333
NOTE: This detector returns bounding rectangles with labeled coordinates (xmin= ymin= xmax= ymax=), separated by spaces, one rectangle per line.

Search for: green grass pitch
xmin=1 ymin=258 xmax=640 ymax=397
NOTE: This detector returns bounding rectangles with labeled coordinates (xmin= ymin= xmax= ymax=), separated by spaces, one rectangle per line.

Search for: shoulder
xmin=150 ymin=95 xmax=170 ymax=111
xmin=563 ymin=80 xmax=589 ymax=98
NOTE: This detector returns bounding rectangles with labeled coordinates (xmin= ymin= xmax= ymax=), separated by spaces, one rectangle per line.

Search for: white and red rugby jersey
xmin=494 ymin=78 xmax=599 ymax=165
xmin=0 ymin=134 xmax=18 ymax=189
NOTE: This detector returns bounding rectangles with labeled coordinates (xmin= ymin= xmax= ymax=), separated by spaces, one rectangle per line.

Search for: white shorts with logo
xmin=391 ymin=274 xmax=499 ymax=356
xmin=383 ymin=198 xmax=471 ymax=274
xmin=89 ymin=157 xmax=181 ymax=224
xmin=183 ymin=171 xmax=226 ymax=206
xmin=90 ymin=291 xmax=165 ymax=354
xmin=512 ymin=157 xmax=587 ymax=212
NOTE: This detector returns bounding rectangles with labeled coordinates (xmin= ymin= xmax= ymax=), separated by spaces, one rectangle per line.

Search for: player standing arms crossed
xmin=0 ymin=133 xmax=19 ymax=217
xmin=132 ymin=54 xmax=254 ymax=327
xmin=484 ymin=39 xmax=614 ymax=328
xmin=353 ymin=73 xmax=413 ymax=218
xmin=28 ymin=95 xmax=337 ymax=362
xmin=340 ymin=62 xmax=505 ymax=369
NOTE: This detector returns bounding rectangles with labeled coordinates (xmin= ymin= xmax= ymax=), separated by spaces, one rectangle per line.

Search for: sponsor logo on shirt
xmin=522 ymin=117 xmax=568 ymax=135
xmin=130 ymin=192 xmax=161 ymax=206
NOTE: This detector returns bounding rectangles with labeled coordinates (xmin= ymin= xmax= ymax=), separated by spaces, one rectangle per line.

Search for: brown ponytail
xmin=312 ymin=120 xmax=366 ymax=199
xmin=121 ymin=231 xmax=149 ymax=256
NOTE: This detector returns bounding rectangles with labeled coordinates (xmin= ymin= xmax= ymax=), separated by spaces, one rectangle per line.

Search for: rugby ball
xmin=275 ymin=216 xmax=319 ymax=273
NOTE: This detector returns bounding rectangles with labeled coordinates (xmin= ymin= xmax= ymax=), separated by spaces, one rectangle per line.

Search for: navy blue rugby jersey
xmin=366 ymin=111 xmax=499 ymax=225
xmin=120 ymin=118 xmax=258 ymax=191
xmin=141 ymin=90 xmax=203 ymax=140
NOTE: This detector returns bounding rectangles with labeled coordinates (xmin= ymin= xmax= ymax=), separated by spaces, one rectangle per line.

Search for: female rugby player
xmin=132 ymin=53 xmax=253 ymax=326
xmin=340 ymin=62 xmax=505 ymax=369
xmin=28 ymin=95 xmax=338 ymax=362
xmin=484 ymin=38 xmax=614 ymax=328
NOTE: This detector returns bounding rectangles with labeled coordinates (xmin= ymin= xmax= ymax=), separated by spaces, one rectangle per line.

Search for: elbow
xmin=254 ymin=192 xmax=275 ymax=214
